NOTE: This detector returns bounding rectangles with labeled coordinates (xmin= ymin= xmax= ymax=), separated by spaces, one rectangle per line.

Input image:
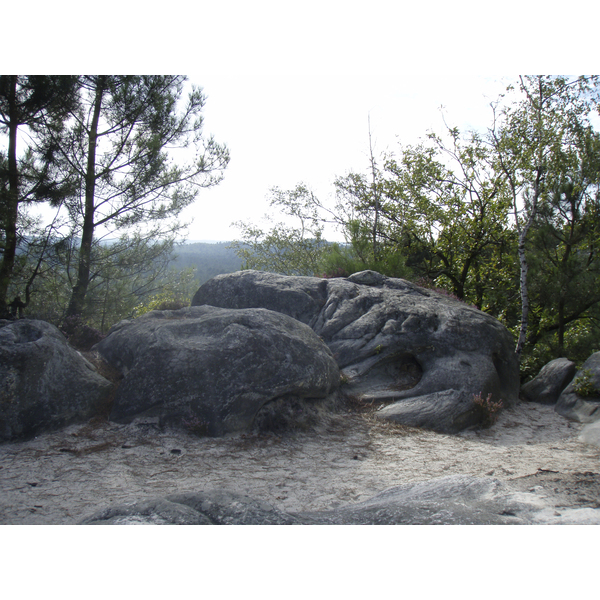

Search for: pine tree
xmin=0 ymin=75 xmax=78 ymax=317
xmin=44 ymin=76 xmax=229 ymax=319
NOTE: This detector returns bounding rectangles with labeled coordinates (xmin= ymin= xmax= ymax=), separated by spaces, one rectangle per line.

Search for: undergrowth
xmin=572 ymin=369 xmax=600 ymax=398
xmin=472 ymin=392 xmax=504 ymax=428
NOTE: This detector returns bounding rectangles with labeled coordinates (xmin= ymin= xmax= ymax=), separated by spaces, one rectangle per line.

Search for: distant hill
xmin=170 ymin=242 xmax=243 ymax=284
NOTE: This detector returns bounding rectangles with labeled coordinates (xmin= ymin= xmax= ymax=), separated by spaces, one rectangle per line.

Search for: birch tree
xmin=489 ymin=75 xmax=600 ymax=360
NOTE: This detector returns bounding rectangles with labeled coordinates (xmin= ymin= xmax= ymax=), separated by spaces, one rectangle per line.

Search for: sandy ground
xmin=1 ymin=401 xmax=599 ymax=524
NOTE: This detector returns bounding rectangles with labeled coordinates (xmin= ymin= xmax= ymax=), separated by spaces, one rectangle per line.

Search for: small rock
xmin=521 ymin=358 xmax=577 ymax=404
xmin=556 ymin=352 xmax=600 ymax=423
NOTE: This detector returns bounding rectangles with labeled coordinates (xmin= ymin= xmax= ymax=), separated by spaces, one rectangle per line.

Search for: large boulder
xmin=521 ymin=357 xmax=577 ymax=404
xmin=555 ymin=352 xmax=600 ymax=423
xmin=192 ymin=270 xmax=520 ymax=433
xmin=94 ymin=306 xmax=339 ymax=436
xmin=0 ymin=319 xmax=113 ymax=442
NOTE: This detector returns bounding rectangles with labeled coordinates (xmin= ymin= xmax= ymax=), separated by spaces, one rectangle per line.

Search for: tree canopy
xmin=231 ymin=75 xmax=600 ymax=376
xmin=4 ymin=74 xmax=600 ymax=377
xmin=0 ymin=75 xmax=79 ymax=317
xmin=0 ymin=75 xmax=229 ymax=328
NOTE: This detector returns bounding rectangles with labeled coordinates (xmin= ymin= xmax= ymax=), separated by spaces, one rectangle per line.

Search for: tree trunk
xmin=66 ymin=78 xmax=105 ymax=318
xmin=0 ymin=76 xmax=20 ymax=317
xmin=515 ymin=229 xmax=530 ymax=358
xmin=514 ymin=165 xmax=543 ymax=360
xmin=514 ymin=77 xmax=546 ymax=361
xmin=557 ymin=298 xmax=565 ymax=356
xmin=368 ymin=116 xmax=380 ymax=262
xmin=556 ymin=222 xmax=574 ymax=357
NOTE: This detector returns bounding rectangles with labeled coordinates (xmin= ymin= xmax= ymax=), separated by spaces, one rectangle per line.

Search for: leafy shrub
xmin=133 ymin=291 xmax=190 ymax=317
xmin=317 ymin=238 xmax=410 ymax=280
xmin=572 ymin=369 xmax=600 ymax=398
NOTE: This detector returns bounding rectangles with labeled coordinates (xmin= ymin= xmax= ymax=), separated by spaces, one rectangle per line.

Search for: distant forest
xmin=170 ymin=242 xmax=243 ymax=285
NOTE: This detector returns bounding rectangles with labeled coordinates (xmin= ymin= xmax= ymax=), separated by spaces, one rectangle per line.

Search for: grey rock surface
xmin=0 ymin=319 xmax=113 ymax=442
xmin=556 ymin=352 xmax=600 ymax=423
xmin=521 ymin=357 xmax=577 ymax=404
xmin=300 ymin=475 xmax=538 ymax=525
xmin=95 ymin=306 xmax=339 ymax=436
xmin=79 ymin=475 xmax=555 ymax=525
xmin=81 ymin=490 xmax=305 ymax=524
xmin=580 ymin=420 xmax=600 ymax=447
xmin=192 ymin=270 xmax=520 ymax=433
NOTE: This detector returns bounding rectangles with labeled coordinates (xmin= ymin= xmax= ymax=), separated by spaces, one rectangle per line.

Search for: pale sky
xmin=11 ymin=0 xmax=597 ymax=242
xmin=182 ymin=71 xmax=511 ymax=241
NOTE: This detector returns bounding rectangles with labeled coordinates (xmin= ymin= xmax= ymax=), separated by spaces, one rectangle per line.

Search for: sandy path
xmin=1 ymin=402 xmax=599 ymax=524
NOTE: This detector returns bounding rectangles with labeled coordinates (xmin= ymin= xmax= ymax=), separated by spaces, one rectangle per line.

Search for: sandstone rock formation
xmin=0 ymin=319 xmax=113 ymax=442
xmin=79 ymin=475 xmax=555 ymax=525
xmin=81 ymin=489 xmax=304 ymax=525
xmin=556 ymin=352 xmax=600 ymax=423
xmin=521 ymin=357 xmax=577 ymax=404
xmin=94 ymin=305 xmax=339 ymax=436
xmin=192 ymin=270 xmax=520 ymax=433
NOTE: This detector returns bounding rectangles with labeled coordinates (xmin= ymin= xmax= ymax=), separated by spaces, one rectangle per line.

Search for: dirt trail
xmin=1 ymin=402 xmax=599 ymax=524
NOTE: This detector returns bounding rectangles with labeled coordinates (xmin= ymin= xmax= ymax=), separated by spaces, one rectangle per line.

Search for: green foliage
xmin=379 ymin=131 xmax=518 ymax=314
xmin=47 ymin=76 xmax=229 ymax=318
xmin=227 ymin=77 xmax=600 ymax=381
xmin=572 ymin=369 xmax=600 ymax=398
xmin=21 ymin=236 xmax=199 ymax=332
xmin=0 ymin=75 xmax=79 ymax=316
xmin=488 ymin=75 xmax=600 ymax=359
xmin=133 ymin=290 xmax=190 ymax=318
xmin=317 ymin=233 xmax=410 ymax=279
xmin=22 ymin=236 xmax=239 ymax=331
xmin=328 ymin=126 xmax=520 ymax=316
xmin=328 ymin=77 xmax=600 ymax=375
xmin=230 ymin=184 xmax=329 ymax=276
xmin=1 ymin=75 xmax=229 ymax=332
xmin=525 ymin=175 xmax=600 ymax=354
xmin=7 ymin=74 xmax=600 ymax=385
xmin=126 ymin=266 xmax=197 ymax=319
